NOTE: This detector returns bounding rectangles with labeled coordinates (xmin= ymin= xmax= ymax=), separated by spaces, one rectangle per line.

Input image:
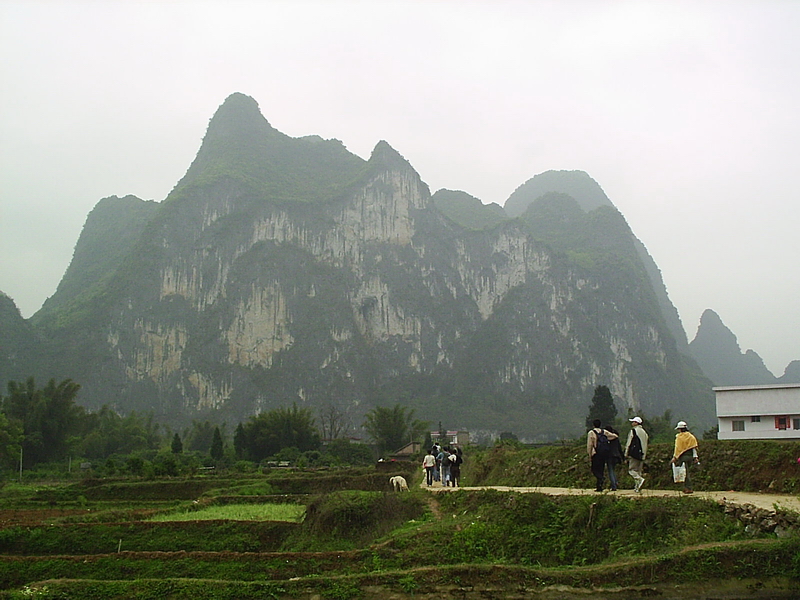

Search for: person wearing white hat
xmin=624 ymin=417 xmax=649 ymax=492
xmin=671 ymin=421 xmax=699 ymax=494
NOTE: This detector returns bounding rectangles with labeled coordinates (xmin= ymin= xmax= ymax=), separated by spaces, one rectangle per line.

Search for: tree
xmin=238 ymin=404 xmax=321 ymax=462
xmin=319 ymin=403 xmax=349 ymax=441
xmin=499 ymin=431 xmax=519 ymax=442
xmin=78 ymin=407 xmax=162 ymax=459
xmin=171 ymin=433 xmax=183 ymax=454
xmin=3 ymin=377 xmax=88 ymax=466
xmin=585 ymin=385 xmax=617 ymax=429
xmin=324 ymin=438 xmax=374 ymax=466
xmin=0 ymin=411 xmax=23 ymax=472
xmin=641 ymin=409 xmax=674 ymax=443
xmin=233 ymin=423 xmax=247 ymax=459
xmin=363 ymin=404 xmax=428 ymax=455
xmin=210 ymin=426 xmax=224 ymax=460
xmin=184 ymin=420 xmax=216 ymax=453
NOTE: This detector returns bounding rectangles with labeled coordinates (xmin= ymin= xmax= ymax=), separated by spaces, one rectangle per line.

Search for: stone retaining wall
xmin=722 ymin=500 xmax=800 ymax=537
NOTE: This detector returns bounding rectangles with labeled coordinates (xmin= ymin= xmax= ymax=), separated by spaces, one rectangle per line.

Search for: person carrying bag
xmin=670 ymin=421 xmax=699 ymax=493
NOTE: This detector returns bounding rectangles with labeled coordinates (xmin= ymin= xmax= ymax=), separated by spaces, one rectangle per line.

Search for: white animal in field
xmin=389 ymin=475 xmax=409 ymax=492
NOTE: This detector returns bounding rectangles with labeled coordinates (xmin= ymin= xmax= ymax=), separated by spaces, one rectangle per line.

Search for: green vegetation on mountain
xmin=520 ymin=192 xmax=651 ymax=291
xmin=431 ymin=188 xmax=507 ymax=229
xmin=170 ymin=92 xmax=368 ymax=205
xmin=32 ymin=195 xmax=158 ymax=329
xmin=0 ymin=294 xmax=40 ymax=385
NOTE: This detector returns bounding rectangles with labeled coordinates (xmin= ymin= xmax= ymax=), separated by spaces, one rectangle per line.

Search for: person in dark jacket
xmin=605 ymin=425 xmax=624 ymax=491
xmin=448 ymin=448 xmax=463 ymax=487
xmin=587 ymin=419 xmax=619 ymax=492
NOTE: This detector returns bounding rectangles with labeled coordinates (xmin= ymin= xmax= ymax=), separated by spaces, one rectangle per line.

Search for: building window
xmin=794 ymin=418 xmax=800 ymax=430
xmin=775 ymin=416 xmax=789 ymax=430
xmin=751 ymin=416 xmax=761 ymax=422
xmin=732 ymin=420 xmax=745 ymax=432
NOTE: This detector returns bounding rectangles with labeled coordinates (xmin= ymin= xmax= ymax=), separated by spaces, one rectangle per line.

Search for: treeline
xmin=0 ymin=377 xmax=381 ymax=479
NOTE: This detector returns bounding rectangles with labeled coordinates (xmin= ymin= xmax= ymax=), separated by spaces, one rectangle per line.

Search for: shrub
xmin=288 ymin=490 xmax=424 ymax=550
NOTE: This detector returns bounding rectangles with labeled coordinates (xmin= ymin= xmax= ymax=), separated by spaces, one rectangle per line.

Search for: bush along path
xmin=430 ymin=439 xmax=800 ymax=536
xmin=462 ymin=439 xmax=800 ymax=494
xmin=424 ymin=481 xmax=800 ymax=536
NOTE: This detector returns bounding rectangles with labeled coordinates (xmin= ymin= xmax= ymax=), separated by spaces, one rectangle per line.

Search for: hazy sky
xmin=1 ymin=1 xmax=798 ymax=375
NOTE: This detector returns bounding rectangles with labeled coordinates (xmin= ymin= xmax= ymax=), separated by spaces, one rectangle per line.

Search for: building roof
xmin=713 ymin=383 xmax=800 ymax=392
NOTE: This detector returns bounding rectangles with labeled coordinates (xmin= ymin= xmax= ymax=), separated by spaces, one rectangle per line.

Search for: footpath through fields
xmin=421 ymin=479 xmax=800 ymax=513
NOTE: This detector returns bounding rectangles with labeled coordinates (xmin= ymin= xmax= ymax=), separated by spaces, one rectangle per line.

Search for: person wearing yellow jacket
xmin=670 ymin=421 xmax=700 ymax=494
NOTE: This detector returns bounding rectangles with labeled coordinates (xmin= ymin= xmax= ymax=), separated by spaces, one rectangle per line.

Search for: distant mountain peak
xmin=688 ymin=308 xmax=776 ymax=385
xmin=779 ymin=360 xmax=800 ymax=383
xmin=694 ymin=309 xmax=739 ymax=351
xmin=504 ymin=170 xmax=613 ymax=218
xmin=222 ymin=91 xmax=258 ymax=107
xmin=172 ymin=93 xmax=365 ymax=202
xmin=203 ymin=92 xmax=277 ymax=144
xmin=369 ymin=140 xmax=412 ymax=170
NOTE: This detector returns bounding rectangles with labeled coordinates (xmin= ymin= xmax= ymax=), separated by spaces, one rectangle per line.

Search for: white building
xmin=714 ymin=383 xmax=800 ymax=440
xmin=431 ymin=430 xmax=470 ymax=447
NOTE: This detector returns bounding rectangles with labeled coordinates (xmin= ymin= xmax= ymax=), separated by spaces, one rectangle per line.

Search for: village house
xmin=714 ymin=383 xmax=800 ymax=440
xmin=431 ymin=430 xmax=470 ymax=448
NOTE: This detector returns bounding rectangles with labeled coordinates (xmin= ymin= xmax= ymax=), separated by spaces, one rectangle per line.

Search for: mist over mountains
xmin=2 ymin=93 xmax=795 ymax=439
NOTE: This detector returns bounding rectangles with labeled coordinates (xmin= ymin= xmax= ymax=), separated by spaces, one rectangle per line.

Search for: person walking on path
xmin=448 ymin=448 xmax=463 ymax=487
xmin=606 ymin=425 xmax=624 ymax=491
xmin=422 ymin=449 xmax=436 ymax=486
xmin=438 ymin=446 xmax=451 ymax=486
xmin=587 ymin=419 xmax=618 ymax=492
xmin=624 ymin=416 xmax=649 ymax=493
xmin=432 ymin=443 xmax=442 ymax=482
xmin=671 ymin=420 xmax=700 ymax=494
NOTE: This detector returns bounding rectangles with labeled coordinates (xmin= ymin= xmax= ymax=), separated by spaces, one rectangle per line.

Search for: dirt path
xmin=420 ymin=480 xmax=800 ymax=513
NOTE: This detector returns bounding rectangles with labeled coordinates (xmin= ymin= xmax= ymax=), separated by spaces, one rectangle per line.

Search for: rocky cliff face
xmin=22 ymin=93 xmax=716 ymax=439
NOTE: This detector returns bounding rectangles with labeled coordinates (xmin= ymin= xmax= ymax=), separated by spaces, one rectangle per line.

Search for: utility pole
xmin=18 ymin=447 xmax=22 ymax=483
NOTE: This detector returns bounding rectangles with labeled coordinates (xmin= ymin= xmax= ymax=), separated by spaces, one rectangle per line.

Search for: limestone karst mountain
xmin=504 ymin=170 xmax=614 ymax=217
xmin=7 ymin=93 xmax=719 ymax=439
xmin=778 ymin=361 xmax=800 ymax=384
xmin=0 ymin=292 xmax=40 ymax=386
xmin=688 ymin=308 xmax=799 ymax=386
xmin=34 ymin=195 xmax=159 ymax=324
xmin=501 ymin=171 xmax=689 ymax=355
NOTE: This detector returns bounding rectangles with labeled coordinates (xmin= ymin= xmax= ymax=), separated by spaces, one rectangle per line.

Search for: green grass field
xmin=0 ymin=445 xmax=798 ymax=599
xmin=149 ymin=503 xmax=305 ymax=522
